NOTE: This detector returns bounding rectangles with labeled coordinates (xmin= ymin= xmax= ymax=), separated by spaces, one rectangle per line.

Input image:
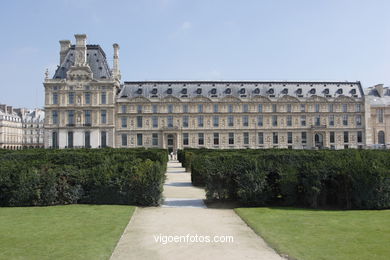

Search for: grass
xmin=235 ymin=207 xmax=390 ymax=260
xmin=0 ymin=204 xmax=135 ymax=260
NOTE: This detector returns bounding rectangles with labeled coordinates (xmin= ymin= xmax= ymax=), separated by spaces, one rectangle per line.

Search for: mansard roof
xmin=53 ymin=45 xmax=112 ymax=80
xmin=119 ymin=81 xmax=364 ymax=100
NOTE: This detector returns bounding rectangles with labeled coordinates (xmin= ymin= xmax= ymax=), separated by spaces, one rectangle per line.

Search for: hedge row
xmin=179 ymin=149 xmax=390 ymax=209
xmin=0 ymin=148 xmax=168 ymax=206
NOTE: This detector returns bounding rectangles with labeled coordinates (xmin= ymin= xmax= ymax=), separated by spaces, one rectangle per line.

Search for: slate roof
xmin=366 ymin=86 xmax=390 ymax=106
xmin=53 ymin=45 xmax=112 ymax=80
xmin=119 ymin=81 xmax=364 ymax=100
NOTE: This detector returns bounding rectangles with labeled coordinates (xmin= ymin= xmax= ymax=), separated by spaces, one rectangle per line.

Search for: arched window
xmin=378 ymin=131 xmax=385 ymax=145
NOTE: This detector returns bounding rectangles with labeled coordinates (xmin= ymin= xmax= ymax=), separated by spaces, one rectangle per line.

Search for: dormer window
xmin=239 ymin=88 xmax=246 ymax=94
xmin=296 ymin=88 xmax=302 ymax=95
xmin=350 ymin=89 xmax=356 ymax=95
xmin=324 ymin=88 xmax=329 ymax=94
xmin=151 ymin=88 xmax=158 ymax=94
xmin=196 ymin=88 xmax=202 ymax=95
xmin=225 ymin=88 xmax=231 ymax=94
xmin=136 ymin=88 xmax=143 ymax=94
xmin=211 ymin=88 xmax=217 ymax=95
xmin=181 ymin=88 xmax=187 ymax=94
xmin=282 ymin=88 xmax=288 ymax=94
xmin=254 ymin=88 xmax=260 ymax=94
xmin=268 ymin=88 xmax=274 ymax=94
xmin=310 ymin=88 xmax=316 ymax=94
xmin=167 ymin=88 xmax=173 ymax=95
xmin=337 ymin=89 xmax=343 ymax=94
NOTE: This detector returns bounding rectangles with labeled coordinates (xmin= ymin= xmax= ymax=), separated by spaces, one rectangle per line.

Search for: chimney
xmin=59 ymin=40 xmax=71 ymax=65
xmin=0 ymin=104 xmax=6 ymax=113
xmin=375 ymin=84 xmax=384 ymax=97
xmin=74 ymin=34 xmax=87 ymax=66
xmin=6 ymin=106 xmax=13 ymax=114
xmin=112 ymin=43 xmax=121 ymax=80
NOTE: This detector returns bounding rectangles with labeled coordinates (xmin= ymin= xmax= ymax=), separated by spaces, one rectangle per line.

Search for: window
xmin=198 ymin=104 xmax=203 ymax=113
xmin=152 ymin=133 xmax=159 ymax=146
xmin=328 ymin=104 xmax=334 ymax=112
xmin=344 ymin=131 xmax=349 ymax=143
xmin=183 ymin=133 xmax=189 ymax=145
xmin=300 ymin=104 xmax=306 ymax=112
xmin=167 ymin=104 xmax=173 ymax=113
xmin=315 ymin=104 xmax=320 ymax=112
xmin=287 ymin=104 xmax=292 ymax=113
xmin=182 ymin=104 xmax=188 ymax=113
xmin=213 ymin=133 xmax=219 ymax=145
xmin=168 ymin=116 xmax=174 ymax=128
xmin=272 ymin=115 xmax=278 ymax=126
xmin=228 ymin=104 xmax=233 ymax=113
xmin=182 ymin=116 xmax=189 ymax=128
xmin=68 ymin=92 xmax=75 ymax=104
xmin=243 ymin=104 xmax=249 ymax=112
xmin=121 ymin=105 xmax=127 ymax=113
xmin=272 ymin=132 xmax=278 ymax=144
xmin=85 ymin=110 xmax=91 ymax=125
xmin=67 ymin=131 xmax=74 ymax=148
xmin=213 ymin=104 xmax=219 ymax=113
xmin=378 ymin=131 xmax=385 ymax=144
xmin=356 ymin=104 xmax=361 ymax=112
xmin=137 ymin=105 xmax=143 ymax=113
xmin=315 ymin=115 xmax=321 ymax=126
xmin=137 ymin=134 xmax=143 ymax=146
xmin=101 ymin=110 xmax=107 ymax=124
xmin=377 ymin=109 xmax=384 ymax=123
xmin=243 ymin=115 xmax=249 ymax=127
xmin=244 ymin=132 xmax=249 ymax=145
xmin=258 ymin=104 xmax=263 ymax=112
xmin=228 ymin=133 xmax=234 ymax=145
xmin=228 ymin=115 xmax=234 ymax=127
xmin=272 ymin=104 xmax=277 ymax=112
xmin=330 ymin=132 xmax=335 ymax=143
xmin=357 ymin=131 xmax=363 ymax=143
xmin=136 ymin=116 xmax=142 ymax=128
xmin=329 ymin=115 xmax=334 ymax=126
xmin=343 ymin=115 xmax=348 ymax=126
xmin=53 ymin=93 xmax=58 ymax=105
xmin=52 ymin=132 xmax=58 ymax=148
xmin=213 ymin=116 xmax=219 ymax=127
xmin=152 ymin=104 xmax=158 ymax=113
xmin=101 ymin=92 xmax=107 ymax=104
xmin=301 ymin=132 xmax=307 ymax=144
xmin=198 ymin=133 xmax=204 ymax=145
xmin=121 ymin=134 xmax=127 ymax=146
xmin=85 ymin=131 xmax=91 ymax=148
xmin=356 ymin=115 xmax=362 ymax=126
xmin=257 ymin=115 xmax=263 ymax=127
xmin=288 ymin=132 xmax=293 ymax=144
xmin=52 ymin=111 xmax=58 ymax=124
xmin=85 ymin=93 xmax=91 ymax=104
xmin=258 ymin=132 xmax=264 ymax=145
xmin=68 ymin=110 xmax=74 ymax=125
xmin=198 ymin=115 xmax=204 ymax=127
xmin=121 ymin=117 xmax=127 ymax=128
xmin=287 ymin=115 xmax=292 ymax=126
xmin=152 ymin=116 xmax=158 ymax=128
xmin=342 ymin=104 xmax=348 ymax=113
xmin=101 ymin=131 xmax=107 ymax=147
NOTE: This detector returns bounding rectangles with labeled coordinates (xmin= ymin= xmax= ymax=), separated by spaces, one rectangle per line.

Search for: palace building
xmin=43 ymin=34 xmax=388 ymax=151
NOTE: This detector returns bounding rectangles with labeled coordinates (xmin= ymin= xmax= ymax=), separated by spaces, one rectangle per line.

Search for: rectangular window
xmin=243 ymin=115 xmax=249 ymax=127
xmin=213 ymin=104 xmax=219 ymax=113
xmin=101 ymin=131 xmax=107 ymax=147
xmin=85 ymin=93 xmax=91 ymax=104
xmin=315 ymin=104 xmax=320 ymax=112
xmin=183 ymin=116 xmax=189 ymax=128
xmin=137 ymin=133 xmax=143 ymax=146
xmin=257 ymin=115 xmax=263 ymax=127
xmin=168 ymin=116 xmax=174 ymax=128
xmin=121 ymin=116 xmax=127 ymax=128
xmin=287 ymin=115 xmax=292 ymax=126
xmin=85 ymin=110 xmax=91 ymax=125
xmin=52 ymin=132 xmax=58 ymax=148
xmin=356 ymin=115 xmax=362 ymax=126
xmin=152 ymin=133 xmax=159 ymax=146
xmin=330 ymin=132 xmax=335 ymax=143
xmin=137 ymin=116 xmax=143 ymax=128
xmin=344 ymin=131 xmax=349 ymax=143
xmin=244 ymin=132 xmax=249 ymax=145
xmin=273 ymin=132 xmax=278 ymax=144
xmin=328 ymin=104 xmax=334 ymax=112
xmin=228 ymin=115 xmax=234 ymax=127
xmin=329 ymin=115 xmax=335 ymax=126
xmin=183 ymin=133 xmax=189 ymax=145
xmin=152 ymin=116 xmax=158 ymax=128
xmin=315 ymin=115 xmax=321 ymax=126
xmin=300 ymin=104 xmax=306 ymax=112
xmin=101 ymin=110 xmax=107 ymax=124
xmin=213 ymin=133 xmax=219 ymax=145
xmin=357 ymin=131 xmax=363 ymax=143
xmin=68 ymin=92 xmax=75 ymax=104
xmin=243 ymin=104 xmax=249 ymax=112
xmin=272 ymin=104 xmax=277 ymax=112
xmin=198 ymin=115 xmax=204 ymax=127
xmin=167 ymin=104 xmax=173 ymax=113
xmin=52 ymin=111 xmax=58 ymax=124
xmin=228 ymin=104 xmax=233 ymax=113
xmin=152 ymin=104 xmax=158 ymax=113
xmin=258 ymin=132 xmax=264 ymax=145
xmin=213 ymin=116 xmax=219 ymax=127
xmin=287 ymin=104 xmax=292 ymax=113
xmin=272 ymin=115 xmax=278 ymax=126
xmin=198 ymin=133 xmax=204 ymax=145
xmin=356 ymin=104 xmax=361 ymax=112
xmin=53 ymin=93 xmax=58 ymax=105
xmin=68 ymin=110 xmax=74 ymax=125
xmin=288 ymin=132 xmax=293 ymax=144
xmin=67 ymin=131 xmax=73 ymax=148
xmin=343 ymin=115 xmax=348 ymax=126
xmin=121 ymin=134 xmax=127 ymax=146
xmin=198 ymin=104 xmax=203 ymax=113
xmin=258 ymin=104 xmax=263 ymax=112
xmin=101 ymin=92 xmax=106 ymax=104
xmin=301 ymin=132 xmax=307 ymax=144
xmin=84 ymin=131 xmax=90 ymax=148
xmin=228 ymin=133 xmax=234 ymax=145
xmin=182 ymin=104 xmax=188 ymax=113
xmin=377 ymin=109 xmax=384 ymax=123
xmin=121 ymin=105 xmax=127 ymax=113
xmin=342 ymin=104 xmax=348 ymax=113
xmin=137 ymin=105 xmax=143 ymax=113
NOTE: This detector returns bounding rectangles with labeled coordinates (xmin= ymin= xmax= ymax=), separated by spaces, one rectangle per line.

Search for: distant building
xmin=19 ymin=108 xmax=45 ymax=148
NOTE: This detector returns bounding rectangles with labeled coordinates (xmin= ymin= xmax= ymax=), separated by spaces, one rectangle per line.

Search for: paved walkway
xmin=110 ymin=161 xmax=283 ymax=260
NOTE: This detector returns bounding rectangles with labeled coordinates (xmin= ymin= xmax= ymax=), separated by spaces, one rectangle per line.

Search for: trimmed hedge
xmin=179 ymin=149 xmax=390 ymax=209
xmin=0 ymin=148 xmax=168 ymax=206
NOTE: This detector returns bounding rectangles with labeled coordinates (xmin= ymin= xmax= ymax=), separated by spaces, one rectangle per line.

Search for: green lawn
xmin=235 ymin=207 xmax=390 ymax=260
xmin=0 ymin=205 xmax=135 ymax=260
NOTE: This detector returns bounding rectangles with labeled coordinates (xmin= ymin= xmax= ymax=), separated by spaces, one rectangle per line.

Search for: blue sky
xmin=0 ymin=0 xmax=389 ymax=108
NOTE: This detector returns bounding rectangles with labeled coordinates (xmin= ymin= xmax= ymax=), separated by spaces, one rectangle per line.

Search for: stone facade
xmin=0 ymin=105 xmax=23 ymax=149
